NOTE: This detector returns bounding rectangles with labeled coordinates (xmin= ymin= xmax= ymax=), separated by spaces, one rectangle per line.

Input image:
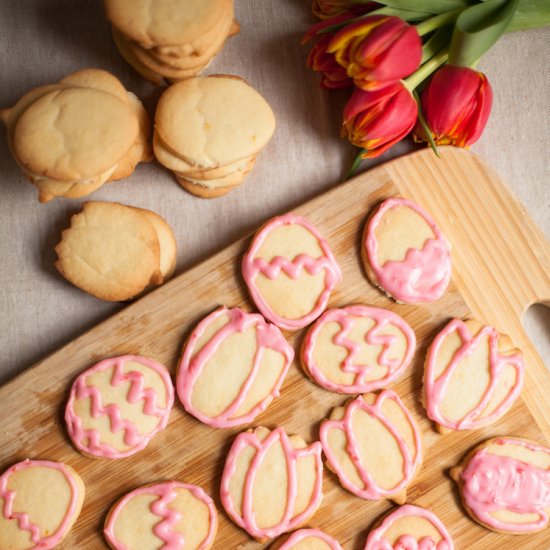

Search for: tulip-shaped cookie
xmin=320 ymin=390 xmax=423 ymax=503
xmin=423 ymin=318 xmax=524 ymax=433
xmin=273 ymin=528 xmax=343 ymax=550
xmin=450 ymin=437 xmax=550 ymax=534
xmin=220 ymin=426 xmax=323 ymax=541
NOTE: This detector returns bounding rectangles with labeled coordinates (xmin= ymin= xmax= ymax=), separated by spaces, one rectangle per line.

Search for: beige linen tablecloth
xmin=0 ymin=1 xmax=548 ymax=383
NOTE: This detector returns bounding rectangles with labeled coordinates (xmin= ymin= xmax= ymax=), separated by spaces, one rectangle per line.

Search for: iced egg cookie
xmin=242 ymin=214 xmax=342 ymax=330
xmin=104 ymin=481 xmax=217 ymax=550
xmin=450 ymin=437 xmax=550 ymax=534
xmin=272 ymin=528 xmax=343 ymax=550
xmin=364 ymin=504 xmax=454 ymax=550
xmin=0 ymin=459 xmax=85 ymax=550
xmin=320 ymin=390 xmax=422 ymax=503
xmin=301 ymin=305 xmax=416 ymax=394
xmin=177 ymin=307 xmax=294 ymax=428
xmin=362 ymin=197 xmax=451 ymax=304
xmin=423 ymin=318 xmax=524 ymax=433
xmin=220 ymin=426 xmax=323 ymax=541
xmin=65 ymin=355 xmax=174 ymax=459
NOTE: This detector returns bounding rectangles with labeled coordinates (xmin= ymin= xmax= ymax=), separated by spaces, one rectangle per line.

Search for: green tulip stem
xmin=413 ymin=90 xmax=440 ymax=158
xmin=404 ymin=48 xmax=449 ymax=91
xmin=346 ymin=149 xmax=366 ymax=180
xmin=416 ymin=8 xmax=463 ymax=37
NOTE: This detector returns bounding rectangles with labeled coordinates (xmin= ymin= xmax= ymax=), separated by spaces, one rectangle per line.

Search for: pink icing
xmin=459 ymin=438 xmax=550 ymax=532
xmin=0 ymin=459 xmax=81 ymax=550
xmin=364 ymin=504 xmax=453 ymax=550
xmin=320 ymin=390 xmax=422 ymax=500
xmin=242 ymin=213 xmax=342 ymax=330
xmin=278 ymin=528 xmax=343 ymax=549
xmin=65 ymin=355 xmax=174 ymax=459
xmin=365 ymin=197 xmax=451 ymax=304
xmin=177 ymin=307 xmax=294 ymax=428
xmin=302 ymin=305 xmax=416 ymax=394
xmin=220 ymin=427 xmax=323 ymax=540
xmin=424 ymin=319 xmax=524 ymax=431
xmin=104 ymin=481 xmax=217 ymax=549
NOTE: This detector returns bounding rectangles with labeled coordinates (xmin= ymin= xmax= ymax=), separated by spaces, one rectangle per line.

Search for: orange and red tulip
xmin=312 ymin=0 xmax=377 ymax=20
xmin=307 ymin=33 xmax=354 ymax=89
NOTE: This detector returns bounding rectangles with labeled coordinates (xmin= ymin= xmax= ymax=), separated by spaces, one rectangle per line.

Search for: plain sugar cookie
xmin=0 ymin=459 xmax=85 ymax=550
xmin=65 ymin=355 xmax=174 ymax=459
xmin=272 ymin=528 xmax=343 ymax=550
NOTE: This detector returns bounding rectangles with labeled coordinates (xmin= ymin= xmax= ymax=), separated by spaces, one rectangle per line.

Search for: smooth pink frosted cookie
xmin=273 ymin=528 xmax=343 ymax=549
xmin=364 ymin=504 xmax=454 ymax=550
xmin=301 ymin=305 xmax=416 ymax=394
xmin=0 ymin=459 xmax=85 ymax=550
xmin=320 ymin=390 xmax=422 ymax=504
xmin=363 ymin=197 xmax=451 ymax=304
xmin=65 ymin=354 xmax=174 ymax=459
xmin=177 ymin=306 xmax=294 ymax=428
xmin=220 ymin=426 xmax=323 ymax=541
xmin=242 ymin=213 xmax=342 ymax=330
xmin=423 ymin=318 xmax=524 ymax=433
xmin=104 ymin=481 xmax=217 ymax=549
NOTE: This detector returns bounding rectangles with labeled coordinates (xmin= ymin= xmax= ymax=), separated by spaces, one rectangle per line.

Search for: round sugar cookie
xmin=301 ymin=305 xmax=416 ymax=394
xmin=65 ymin=354 xmax=174 ymax=459
xmin=220 ymin=426 xmax=323 ymax=541
xmin=104 ymin=481 xmax=217 ymax=550
xmin=364 ymin=504 xmax=454 ymax=550
xmin=273 ymin=528 xmax=343 ymax=550
xmin=320 ymin=390 xmax=423 ymax=503
xmin=362 ymin=197 xmax=452 ymax=304
xmin=450 ymin=436 xmax=550 ymax=534
xmin=177 ymin=307 xmax=294 ymax=428
xmin=0 ymin=459 xmax=85 ymax=550
xmin=242 ymin=213 xmax=342 ymax=330
xmin=423 ymin=318 xmax=524 ymax=433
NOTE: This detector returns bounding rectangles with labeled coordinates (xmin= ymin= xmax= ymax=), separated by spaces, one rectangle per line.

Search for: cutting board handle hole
xmin=522 ymin=303 xmax=550 ymax=370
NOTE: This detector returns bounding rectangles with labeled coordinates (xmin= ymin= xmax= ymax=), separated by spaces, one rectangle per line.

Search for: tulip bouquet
xmin=303 ymin=0 xmax=550 ymax=175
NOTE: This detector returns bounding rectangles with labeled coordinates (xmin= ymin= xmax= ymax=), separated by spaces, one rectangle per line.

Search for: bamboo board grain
xmin=1 ymin=147 xmax=549 ymax=550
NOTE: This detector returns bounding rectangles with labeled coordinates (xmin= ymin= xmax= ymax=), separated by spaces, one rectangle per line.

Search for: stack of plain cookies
xmin=104 ymin=0 xmax=239 ymax=84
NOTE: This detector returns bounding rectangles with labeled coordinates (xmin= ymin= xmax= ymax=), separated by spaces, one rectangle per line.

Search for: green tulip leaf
xmin=371 ymin=6 xmax=433 ymax=20
xmin=507 ymin=0 xmax=550 ymax=31
xmin=371 ymin=0 xmax=471 ymax=14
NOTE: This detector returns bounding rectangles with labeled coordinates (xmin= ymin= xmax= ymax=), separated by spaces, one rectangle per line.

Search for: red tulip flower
xmin=343 ymin=81 xmax=418 ymax=158
xmin=415 ymin=65 xmax=493 ymax=147
xmin=307 ymin=34 xmax=354 ymax=89
xmin=328 ymin=15 xmax=422 ymax=90
xmin=312 ymin=0 xmax=377 ymax=20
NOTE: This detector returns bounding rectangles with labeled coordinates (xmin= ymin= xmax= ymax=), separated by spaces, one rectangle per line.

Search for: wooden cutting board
xmin=1 ymin=147 xmax=549 ymax=549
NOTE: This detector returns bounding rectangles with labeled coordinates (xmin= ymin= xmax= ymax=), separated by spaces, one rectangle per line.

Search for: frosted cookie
xmin=320 ymin=390 xmax=422 ymax=503
xmin=301 ymin=305 xmax=415 ymax=394
xmin=242 ymin=213 xmax=341 ymax=330
xmin=65 ymin=354 xmax=174 ymax=459
xmin=220 ymin=426 xmax=323 ymax=541
xmin=362 ymin=197 xmax=451 ymax=304
xmin=450 ymin=437 xmax=550 ymax=534
xmin=364 ymin=504 xmax=454 ymax=550
xmin=0 ymin=459 xmax=85 ymax=550
xmin=104 ymin=481 xmax=217 ymax=549
xmin=55 ymin=201 xmax=177 ymax=301
xmin=423 ymin=318 xmax=524 ymax=433
xmin=272 ymin=528 xmax=343 ymax=550
xmin=177 ymin=307 xmax=294 ymax=428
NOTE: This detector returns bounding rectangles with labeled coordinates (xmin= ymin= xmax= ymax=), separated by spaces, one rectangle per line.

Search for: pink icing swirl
xmin=65 ymin=355 xmax=174 ymax=459
xmin=242 ymin=213 xmax=342 ymax=330
xmin=320 ymin=390 xmax=422 ymax=500
xmin=177 ymin=307 xmax=294 ymax=428
xmin=0 ymin=459 xmax=81 ymax=550
xmin=278 ymin=528 xmax=343 ymax=549
xmin=220 ymin=427 xmax=323 ymax=540
xmin=302 ymin=305 xmax=416 ymax=394
xmin=424 ymin=319 xmax=524 ymax=431
xmin=104 ymin=481 xmax=217 ymax=549
xmin=364 ymin=504 xmax=453 ymax=550
xmin=459 ymin=438 xmax=550 ymax=532
xmin=365 ymin=197 xmax=451 ymax=303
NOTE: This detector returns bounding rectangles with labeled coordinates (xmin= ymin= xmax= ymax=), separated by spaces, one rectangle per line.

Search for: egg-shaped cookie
xmin=104 ymin=481 xmax=217 ymax=550
xmin=423 ymin=318 xmax=524 ymax=433
xmin=220 ymin=426 xmax=323 ymax=541
xmin=302 ymin=305 xmax=416 ymax=394
xmin=65 ymin=355 xmax=174 ymax=459
xmin=0 ymin=459 xmax=85 ymax=550
xmin=242 ymin=213 xmax=342 ymax=330
xmin=364 ymin=504 xmax=454 ymax=550
xmin=450 ymin=436 xmax=550 ymax=534
xmin=362 ymin=197 xmax=452 ymax=303
xmin=320 ymin=390 xmax=423 ymax=503
xmin=177 ymin=307 xmax=294 ymax=428
xmin=273 ymin=528 xmax=343 ymax=550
